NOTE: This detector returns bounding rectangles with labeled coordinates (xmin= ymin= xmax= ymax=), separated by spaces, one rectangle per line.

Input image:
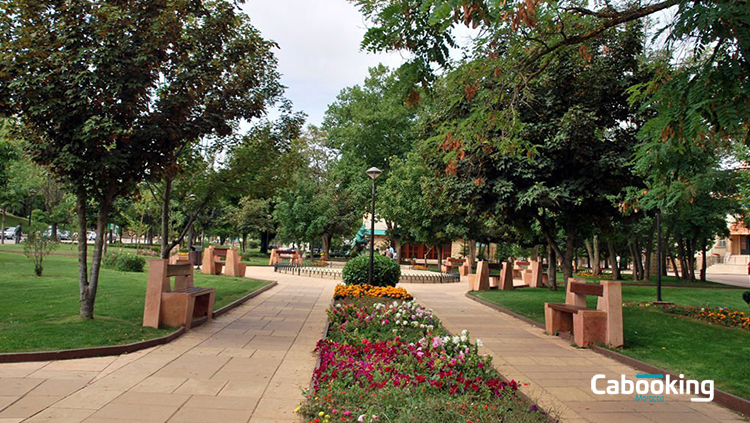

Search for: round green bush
xmin=342 ymin=254 xmax=401 ymax=287
xmin=103 ymin=252 xmax=146 ymax=272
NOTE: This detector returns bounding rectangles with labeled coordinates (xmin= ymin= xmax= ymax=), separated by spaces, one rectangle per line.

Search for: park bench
xmin=268 ymin=248 xmax=302 ymax=266
xmin=169 ymin=251 xmax=190 ymax=265
xmin=143 ymin=259 xmax=216 ymax=329
xmin=441 ymin=257 xmax=465 ymax=273
xmin=513 ymin=260 xmax=530 ymax=279
xmin=544 ymin=279 xmax=623 ymax=348
xmin=524 ymin=259 xmax=545 ymax=288
xmin=201 ymin=246 xmax=247 ymax=277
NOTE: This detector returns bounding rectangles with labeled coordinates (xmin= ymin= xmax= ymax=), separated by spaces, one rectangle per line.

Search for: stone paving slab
xmin=0 ymin=268 xmax=336 ymax=423
xmin=402 ymin=282 xmax=748 ymax=423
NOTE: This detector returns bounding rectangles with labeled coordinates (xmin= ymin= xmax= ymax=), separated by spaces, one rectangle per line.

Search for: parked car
xmin=3 ymin=227 xmax=17 ymax=240
xmin=87 ymin=231 xmax=97 ymax=241
xmin=58 ymin=230 xmax=71 ymax=241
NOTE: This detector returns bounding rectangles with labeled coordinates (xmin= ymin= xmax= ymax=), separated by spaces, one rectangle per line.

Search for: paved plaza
xmin=0 ymin=268 xmax=745 ymax=422
xmin=0 ymin=269 xmax=336 ymax=423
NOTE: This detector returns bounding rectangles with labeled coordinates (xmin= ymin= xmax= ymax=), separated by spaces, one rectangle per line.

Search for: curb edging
xmin=465 ymin=292 xmax=750 ymax=417
xmin=0 ymin=280 xmax=278 ymax=364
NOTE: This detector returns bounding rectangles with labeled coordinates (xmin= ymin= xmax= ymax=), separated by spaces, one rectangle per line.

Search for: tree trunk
xmin=468 ymin=240 xmax=476 ymax=268
xmin=160 ymin=175 xmax=172 ymax=259
xmin=187 ymin=223 xmax=194 ymax=251
xmin=700 ymin=242 xmax=707 ymax=282
xmin=76 ymin=188 xmax=90 ymax=318
xmin=687 ymin=238 xmax=696 ymax=282
xmin=608 ymin=240 xmax=621 ymax=280
xmin=260 ymin=231 xmax=269 ymax=254
xmin=321 ymin=233 xmax=332 ymax=259
xmin=1 ymin=209 xmax=5 ymax=245
xmin=636 ymin=239 xmax=645 ymax=280
xmin=547 ymin=246 xmax=557 ymax=290
xmin=676 ymin=235 xmax=689 ymax=280
xmin=584 ymin=239 xmax=594 ymax=271
xmin=592 ymin=235 xmax=601 ymax=275
xmin=666 ymin=240 xmax=680 ymax=280
xmin=51 ymin=223 xmax=58 ymax=242
xmin=81 ymin=198 xmax=111 ymax=319
xmin=436 ymin=244 xmax=443 ymax=268
xmin=644 ymin=219 xmax=656 ymax=281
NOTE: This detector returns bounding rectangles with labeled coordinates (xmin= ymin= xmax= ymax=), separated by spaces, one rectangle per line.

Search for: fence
xmin=273 ymin=263 xmax=460 ymax=284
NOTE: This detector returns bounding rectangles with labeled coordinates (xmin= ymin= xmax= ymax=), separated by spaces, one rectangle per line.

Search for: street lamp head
xmin=366 ymin=167 xmax=382 ymax=180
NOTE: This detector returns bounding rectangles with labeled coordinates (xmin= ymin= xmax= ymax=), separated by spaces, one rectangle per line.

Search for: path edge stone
xmin=465 ymin=292 xmax=750 ymax=418
xmin=0 ymin=280 xmax=278 ymax=364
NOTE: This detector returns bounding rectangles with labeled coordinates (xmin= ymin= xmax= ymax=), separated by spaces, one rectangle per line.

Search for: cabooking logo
xmin=591 ymin=374 xmax=714 ymax=403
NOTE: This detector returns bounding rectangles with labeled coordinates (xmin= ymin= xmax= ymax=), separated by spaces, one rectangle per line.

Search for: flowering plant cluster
xmin=298 ymin=297 xmax=548 ymax=423
xmin=307 ymin=260 xmax=330 ymax=267
xmin=657 ymin=304 xmax=750 ymax=330
xmin=334 ymin=284 xmax=413 ymax=301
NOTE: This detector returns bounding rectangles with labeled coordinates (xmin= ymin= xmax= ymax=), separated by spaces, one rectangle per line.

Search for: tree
xmin=380 ymin=152 xmax=468 ymax=264
xmin=1 ymin=0 xmax=280 ymax=318
xmin=353 ymin=0 xmax=749 ymax=166
xmin=323 ymin=65 xmax=418 ymax=247
xmin=0 ymin=119 xmax=19 ymax=242
xmin=412 ymin=24 xmax=650 ymax=286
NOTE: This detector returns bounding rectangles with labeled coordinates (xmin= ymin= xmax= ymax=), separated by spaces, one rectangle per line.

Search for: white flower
xmin=476 ymin=339 xmax=483 ymax=347
xmin=452 ymin=336 xmax=460 ymax=344
xmin=358 ymin=415 xmax=366 ymax=423
xmin=411 ymin=321 xmax=419 ymax=327
xmin=461 ymin=329 xmax=468 ymax=336
xmin=460 ymin=335 xmax=467 ymax=343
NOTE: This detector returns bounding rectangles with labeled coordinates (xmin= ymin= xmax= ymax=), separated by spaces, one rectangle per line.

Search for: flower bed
xmin=334 ymin=284 xmax=413 ymax=301
xmin=653 ymin=303 xmax=750 ymax=330
xmin=298 ymin=295 xmax=548 ymax=422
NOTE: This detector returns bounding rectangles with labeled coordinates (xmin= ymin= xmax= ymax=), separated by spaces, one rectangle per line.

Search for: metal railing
xmin=273 ymin=263 xmax=460 ymax=284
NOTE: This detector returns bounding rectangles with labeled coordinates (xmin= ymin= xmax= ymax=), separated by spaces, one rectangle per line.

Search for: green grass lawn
xmin=0 ymin=251 xmax=272 ymax=353
xmin=472 ymin=286 xmax=750 ymax=399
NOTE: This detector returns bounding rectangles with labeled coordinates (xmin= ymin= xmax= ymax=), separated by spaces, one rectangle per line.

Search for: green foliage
xmin=743 ymin=292 xmax=750 ymax=308
xmin=342 ymin=254 xmax=401 ymax=287
xmin=102 ymin=251 xmax=146 ymax=273
xmin=22 ymin=229 xmax=57 ymax=276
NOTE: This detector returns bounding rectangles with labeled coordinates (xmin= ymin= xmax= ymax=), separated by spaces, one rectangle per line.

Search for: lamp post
xmin=366 ymin=167 xmax=382 ymax=286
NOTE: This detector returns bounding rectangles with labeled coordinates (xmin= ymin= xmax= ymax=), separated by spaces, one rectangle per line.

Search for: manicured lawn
xmin=472 ymin=286 xmax=750 ymax=399
xmin=566 ymin=271 xmax=725 ymax=287
xmin=0 ymin=251 xmax=273 ymax=353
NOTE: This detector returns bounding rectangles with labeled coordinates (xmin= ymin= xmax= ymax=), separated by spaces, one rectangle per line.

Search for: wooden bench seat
xmin=546 ymin=303 xmax=589 ymax=314
xmin=544 ymin=279 xmax=622 ymax=348
xmin=269 ymin=248 xmax=302 ymax=266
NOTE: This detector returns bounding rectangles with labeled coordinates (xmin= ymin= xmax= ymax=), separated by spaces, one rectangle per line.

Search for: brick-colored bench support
xmin=143 ymin=259 xmax=216 ymax=329
xmin=544 ymin=279 xmax=623 ymax=348
xmin=468 ymin=261 xmax=490 ymax=291
xmin=201 ymin=246 xmax=246 ymax=276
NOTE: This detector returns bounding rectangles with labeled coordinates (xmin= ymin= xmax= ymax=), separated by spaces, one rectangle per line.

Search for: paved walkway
xmin=0 ymin=267 xmax=336 ymax=423
xmin=402 ymin=281 xmax=746 ymax=423
xmin=705 ymin=272 xmax=750 ymax=288
xmin=1 ymin=268 xmax=746 ymax=423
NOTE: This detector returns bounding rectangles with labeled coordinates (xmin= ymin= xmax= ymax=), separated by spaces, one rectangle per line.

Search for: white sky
xmin=240 ymin=0 xmax=407 ymax=126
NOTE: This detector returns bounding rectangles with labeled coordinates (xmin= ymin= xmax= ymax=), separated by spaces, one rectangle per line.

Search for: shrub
xmin=103 ymin=251 xmax=146 ymax=272
xmin=342 ymin=254 xmax=401 ymax=287
xmin=23 ymin=230 xmax=58 ymax=276
xmin=743 ymin=291 xmax=750 ymax=308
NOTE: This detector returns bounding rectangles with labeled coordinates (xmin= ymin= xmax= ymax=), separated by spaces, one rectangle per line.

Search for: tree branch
xmin=523 ymin=0 xmax=680 ymax=66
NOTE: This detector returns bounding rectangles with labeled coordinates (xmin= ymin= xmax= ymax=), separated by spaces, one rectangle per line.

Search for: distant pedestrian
xmin=14 ymin=224 xmax=22 ymax=243
xmin=388 ymin=246 xmax=396 ymax=261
